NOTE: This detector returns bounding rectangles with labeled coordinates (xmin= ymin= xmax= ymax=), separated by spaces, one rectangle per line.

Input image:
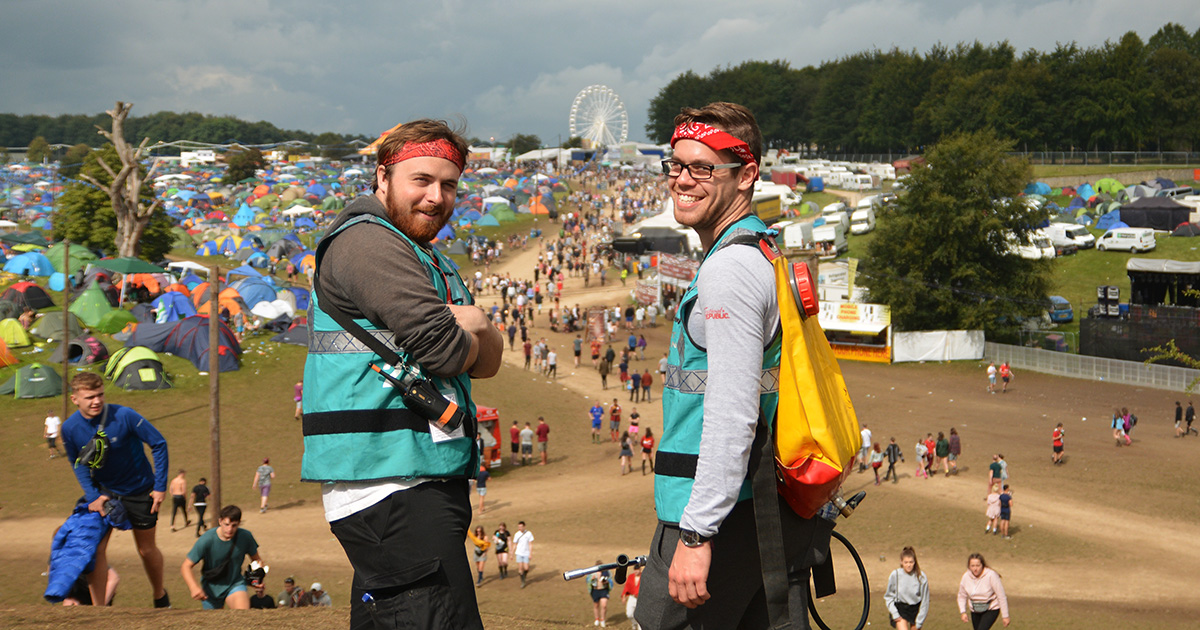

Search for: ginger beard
xmin=377 ymin=156 xmax=459 ymax=244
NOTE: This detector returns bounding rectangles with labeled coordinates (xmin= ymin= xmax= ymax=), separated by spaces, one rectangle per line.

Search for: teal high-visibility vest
xmin=301 ymin=214 xmax=478 ymax=483
xmin=654 ymin=215 xmax=781 ymax=524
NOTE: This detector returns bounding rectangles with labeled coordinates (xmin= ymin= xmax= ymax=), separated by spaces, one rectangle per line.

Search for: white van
xmin=1044 ymin=222 xmax=1096 ymax=249
xmin=1097 ymin=227 xmax=1156 ymax=253
xmin=1005 ymin=231 xmax=1056 ymax=260
xmin=850 ymin=207 xmax=876 ymax=234
xmin=813 ymin=223 xmax=847 ymax=258
xmin=821 ymin=202 xmax=850 ymax=231
xmin=773 ymin=219 xmax=814 ymax=250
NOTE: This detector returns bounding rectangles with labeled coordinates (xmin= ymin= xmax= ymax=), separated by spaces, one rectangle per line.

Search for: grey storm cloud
xmin=2 ymin=0 xmax=1197 ymax=143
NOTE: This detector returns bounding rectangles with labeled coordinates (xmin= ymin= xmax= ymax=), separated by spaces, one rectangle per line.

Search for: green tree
xmin=561 ymin=136 xmax=585 ymax=149
xmin=54 ymin=145 xmax=173 ymax=261
xmin=60 ymin=143 xmax=93 ymax=179
xmin=507 ymin=133 xmax=541 ymax=156
xmin=859 ymin=130 xmax=1052 ymax=338
xmin=225 ymin=148 xmax=265 ymax=183
xmin=27 ymin=136 xmax=51 ymax=163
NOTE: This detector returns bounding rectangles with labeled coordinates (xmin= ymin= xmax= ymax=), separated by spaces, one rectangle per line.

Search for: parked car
xmin=1048 ymin=295 xmax=1074 ymax=323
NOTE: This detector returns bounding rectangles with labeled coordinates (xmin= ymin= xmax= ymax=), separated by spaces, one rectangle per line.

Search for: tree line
xmin=646 ymin=22 xmax=1200 ymax=154
xmin=1 ymin=110 xmax=369 ymax=155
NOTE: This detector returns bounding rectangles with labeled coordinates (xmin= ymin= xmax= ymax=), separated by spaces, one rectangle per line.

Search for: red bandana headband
xmin=379 ymin=138 xmax=465 ymax=172
xmin=670 ymin=121 xmax=756 ymax=166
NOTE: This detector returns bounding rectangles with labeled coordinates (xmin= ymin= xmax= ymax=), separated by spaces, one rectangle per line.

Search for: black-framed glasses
xmin=661 ymin=160 xmax=743 ymax=180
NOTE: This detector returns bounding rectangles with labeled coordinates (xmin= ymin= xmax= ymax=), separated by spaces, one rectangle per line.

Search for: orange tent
xmin=194 ymin=286 xmax=244 ymax=316
xmin=529 ymin=198 xmax=552 ymax=215
xmin=0 ymin=338 xmax=17 ymax=368
xmin=163 ymin=283 xmax=190 ymax=295
xmin=253 ymin=184 xmax=270 ymax=196
xmin=117 ymin=273 xmax=170 ymax=295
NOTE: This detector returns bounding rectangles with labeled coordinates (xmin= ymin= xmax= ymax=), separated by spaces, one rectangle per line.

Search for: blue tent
xmin=246 ymin=251 xmax=269 ymax=268
xmin=196 ymin=240 xmax=220 ymax=256
xmin=1095 ymin=210 xmax=1122 ymax=231
xmin=436 ymin=224 xmax=456 ymax=241
xmin=1067 ymin=196 xmax=1087 ymax=210
xmin=282 ymin=287 xmax=310 ymax=311
xmin=48 ymin=272 xmax=68 ymax=291
xmin=3 ymin=251 xmax=55 ymax=276
xmin=226 ymin=264 xmax=266 ymax=283
xmin=232 ymin=204 xmax=256 ymax=227
xmin=294 ymin=217 xmax=317 ymax=229
xmin=476 ymin=214 xmax=500 ymax=227
xmin=179 ymin=272 xmax=205 ymax=289
xmin=151 ymin=292 xmax=197 ymax=322
xmin=1076 ymin=183 xmax=1095 ymax=200
xmin=1024 ymin=182 xmax=1051 ymax=195
xmin=306 ymin=183 xmax=327 ymax=197
xmin=218 ymin=236 xmax=240 ymax=254
xmin=229 ymin=278 xmax=276 ymax=308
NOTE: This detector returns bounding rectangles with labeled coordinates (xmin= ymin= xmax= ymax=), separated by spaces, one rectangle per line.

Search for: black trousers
xmin=330 ymin=480 xmax=482 ymax=630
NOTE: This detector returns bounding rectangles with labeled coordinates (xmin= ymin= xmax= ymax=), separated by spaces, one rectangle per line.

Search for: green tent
xmin=105 ymin=346 xmax=171 ymax=390
xmin=69 ymin=282 xmax=116 ymax=327
xmin=31 ymin=312 xmax=82 ymax=343
xmin=1094 ymin=178 xmax=1124 ymax=196
xmin=45 ymin=242 xmax=98 ymax=275
xmin=95 ymin=309 xmax=139 ymax=335
xmin=0 ymin=362 xmax=63 ymax=398
xmin=490 ymin=206 xmax=517 ymax=223
xmin=0 ymin=318 xmax=32 ymax=347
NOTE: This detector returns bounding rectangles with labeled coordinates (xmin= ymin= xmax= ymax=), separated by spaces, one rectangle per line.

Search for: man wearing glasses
xmin=638 ymin=103 xmax=811 ymax=629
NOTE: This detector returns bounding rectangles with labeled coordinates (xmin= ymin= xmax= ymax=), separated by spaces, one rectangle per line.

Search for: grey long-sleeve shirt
xmin=677 ymin=239 xmax=779 ymax=538
xmin=885 ymin=568 xmax=930 ymax=626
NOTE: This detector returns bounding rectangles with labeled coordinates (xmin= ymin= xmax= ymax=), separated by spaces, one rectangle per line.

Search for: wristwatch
xmin=679 ymin=529 xmax=710 ymax=548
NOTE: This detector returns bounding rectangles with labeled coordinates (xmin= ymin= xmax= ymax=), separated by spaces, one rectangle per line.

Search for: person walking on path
xmin=44 ymin=409 xmax=62 ymax=459
xmin=858 ymin=424 xmax=872 ymax=472
xmin=998 ymin=485 xmax=1013 ymax=539
xmin=62 ymin=372 xmax=171 ymax=609
xmin=629 ymin=370 xmax=642 ymax=403
xmin=590 ymin=403 xmax=604 ymax=443
xmin=986 ymin=362 xmax=997 ymax=394
xmin=609 ymin=399 xmax=622 ymax=442
xmin=637 ymin=334 xmax=647 ymax=360
xmin=181 ymin=505 xmax=264 ymax=610
xmin=293 ymin=380 xmax=303 ymax=420
xmin=192 ymin=477 xmax=211 ymax=537
xmin=1112 ymin=408 xmax=1131 ymax=446
xmin=1187 ymin=401 xmax=1198 ymax=436
xmin=623 ymin=565 xmax=643 ymax=630
xmin=936 ymin=432 xmax=951 ymax=476
xmin=641 ymin=428 xmax=656 ymax=475
xmin=536 ymin=416 xmax=550 ymax=465
xmin=493 ymin=523 xmax=511 ymax=579
xmin=988 ymin=455 xmax=1003 ymax=489
xmin=884 ymin=546 xmax=929 ymax=630
xmin=641 ymin=369 xmax=653 ymax=402
xmin=985 ymin=484 xmax=1001 ymax=535
xmin=586 ymin=562 xmax=613 ymax=627
xmin=546 ymin=348 xmax=558 ymax=379
xmin=1052 ymin=423 xmax=1066 ymax=464
xmin=513 ymin=521 xmax=534 ymax=588
xmin=475 ymin=464 xmax=490 ymax=514
xmin=957 ymin=554 xmax=1010 ymax=629
xmin=510 ymin=420 xmax=521 ymax=466
xmin=884 ymin=438 xmax=904 ymax=483
xmin=169 ymin=470 xmax=191 ymax=531
xmin=869 ymin=444 xmax=884 ymax=485
xmin=598 ymin=355 xmax=610 ymax=390
xmin=252 ymin=458 xmax=274 ymax=514
xmin=948 ymin=428 xmax=961 ymax=474
xmin=998 ymin=362 xmax=1012 ymax=393
xmin=469 ymin=525 xmax=491 ymax=586
xmin=619 ymin=431 xmax=635 ymax=475
xmin=574 ymin=335 xmax=583 ymax=368
xmin=520 ymin=422 xmax=535 ymax=466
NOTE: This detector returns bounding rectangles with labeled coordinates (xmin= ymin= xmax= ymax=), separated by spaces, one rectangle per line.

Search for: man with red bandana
xmin=637 ymin=103 xmax=825 ymax=629
xmin=302 ymin=119 xmax=502 ymax=629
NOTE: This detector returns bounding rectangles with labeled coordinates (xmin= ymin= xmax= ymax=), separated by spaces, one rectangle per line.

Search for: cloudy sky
xmin=2 ymin=1 xmax=1197 ymax=145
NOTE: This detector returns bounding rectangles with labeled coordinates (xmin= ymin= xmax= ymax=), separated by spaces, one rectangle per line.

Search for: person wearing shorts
xmin=590 ymin=403 xmax=604 ymax=443
xmin=536 ymin=416 xmax=550 ymax=465
xmin=62 ymin=372 xmax=170 ymax=608
xmin=512 ymin=521 xmax=534 ymax=588
xmin=520 ymin=422 xmax=535 ymax=465
xmin=986 ymin=362 xmax=997 ymax=393
xmin=997 ymin=485 xmax=1013 ymax=539
xmin=609 ymin=399 xmax=622 ymax=442
xmin=181 ymin=505 xmax=263 ymax=609
xmin=510 ymin=421 xmax=521 ymax=465
xmin=476 ymin=465 xmax=489 ymax=514
xmin=293 ymin=380 xmax=303 ymax=420
xmin=1052 ymin=423 xmax=1065 ymax=464
xmin=44 ymin=410 xmax=62 ymax=458
xmin=252 ymin=459 xmax=274 ymax=513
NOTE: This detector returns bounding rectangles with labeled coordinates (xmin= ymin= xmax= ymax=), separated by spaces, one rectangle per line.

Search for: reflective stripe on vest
xmin=663 ymin=364 xmax=780 ymax=394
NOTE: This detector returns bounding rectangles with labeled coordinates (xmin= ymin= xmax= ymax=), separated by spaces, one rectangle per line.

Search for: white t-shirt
xmin=861 ymin=427 xmax=872 ymax=450
xmin=45 ymin=415 xmax=61 ymax=438
xmin=547 ymin=351 xmax=557 ymax=366
xmin=513 ymin=529 xmax=534 ymax=556
xmin=322 ymin=479 xmax=429 ymax=523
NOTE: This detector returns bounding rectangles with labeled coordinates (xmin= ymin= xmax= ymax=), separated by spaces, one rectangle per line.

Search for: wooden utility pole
xmin=209 ymin=266 xmax=221 ymax=514
xmin=61 ymin=241 xmax=71 ymax=421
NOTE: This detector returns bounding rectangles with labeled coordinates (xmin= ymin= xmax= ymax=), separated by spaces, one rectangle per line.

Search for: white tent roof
xmin=166 ymin=261 xmax=211 ymax=275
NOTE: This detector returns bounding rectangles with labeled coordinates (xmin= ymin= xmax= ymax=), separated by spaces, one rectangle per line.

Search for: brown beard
xmin=383 ymin=186 xmax=447 ymax=243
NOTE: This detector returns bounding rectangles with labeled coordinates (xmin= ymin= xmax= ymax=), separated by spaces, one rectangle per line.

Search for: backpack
xmin=731 ymin=233 xmax=861 ymax=518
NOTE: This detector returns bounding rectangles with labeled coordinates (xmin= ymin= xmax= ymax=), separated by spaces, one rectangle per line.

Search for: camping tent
xmin=0 ymin=363 xmax=62 ymax=399
xmin=1118 ymin=196 xmax=1192 ymax=231
xmin=68 ymin=283 xmax=116 ymax=327
xmin=134 ymin=315 xmax=240 ymax=372
xmin=49 ymin=334 xmax=110 ymax=365
xmin=95 ymin=309 xmax=139 ymax=335
xmin=45 ymin=242 xmax=97 ymax=275
xmin=2 ymin=251 xmax=55 ymax=276
xmin=150 ymin=292 xmax=197 ymax=322
xmin=31 ymin=312 xmax=83 ymax=342
xmin=270 ymin=323 xmax=308 ymax=346
xmin=105 ymin=346 xmax=171 ymax=390
xmin=0 ymin=318 xmax=33 ymax=347
xmin=1171 ymin=223 xmax=1200 ymax=237
xmin=2 ymin=281 xmax=55 ymax=310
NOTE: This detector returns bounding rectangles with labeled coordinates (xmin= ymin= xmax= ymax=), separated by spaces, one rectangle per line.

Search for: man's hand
xmin=667 ymin=540 xmax=711 ymax=608
xmin=448 ymin=304 xmax=492 ymax=336
xmin=449 ymin=304 xmax=503 ymax=378
xmin=87 ymin=495 xmax=110 ymax=513
xmin=190 ymin=585 xmax=208 ymax=601
xmin=150 ymin=490 xmax=165 ymax=514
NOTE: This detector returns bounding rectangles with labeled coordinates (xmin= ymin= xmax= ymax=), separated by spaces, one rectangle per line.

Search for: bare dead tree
xmin=80 ymin=101 xmax=163 ymax=258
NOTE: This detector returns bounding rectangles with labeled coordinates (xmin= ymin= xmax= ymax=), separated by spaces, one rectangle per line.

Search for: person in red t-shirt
xmin=622 ymin=565 xmax=643 ymax=629
xmin=640 ymin=428 xmax=655 ymax=476
xmin=509 ymin=421 xmax=521 ymax=466
xmin=536 ymin=416 xmax=550 ymax=466
xmin=609 ymin=400 xmax=622 ymax=442
xmin=1051 ymin=423 xmax=1065 ymax=465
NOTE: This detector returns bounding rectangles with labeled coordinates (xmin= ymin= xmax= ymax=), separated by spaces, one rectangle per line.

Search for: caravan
xmin=813 ymin=223 xmax=847 ymax=258
xmin=850 ymin=207 xmax=875 ymax=235
xmin=821 ymin=202 xmax=850 ymax=232
xmin=1005 ymin=231 xmax=1056 ymax=260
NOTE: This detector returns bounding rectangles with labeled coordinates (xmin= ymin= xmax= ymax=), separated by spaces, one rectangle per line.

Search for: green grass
xmin=796 ymin=191 xmax=841 ymax=215
xmin=1031 ymin=164 xmax=1199 ymax=178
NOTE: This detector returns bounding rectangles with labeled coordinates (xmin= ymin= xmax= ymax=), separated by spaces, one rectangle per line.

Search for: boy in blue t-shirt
xmin=62 ymin=372 xmax=170 ymax=608
xmin=182 ymin=505 xmax=264 ymax=609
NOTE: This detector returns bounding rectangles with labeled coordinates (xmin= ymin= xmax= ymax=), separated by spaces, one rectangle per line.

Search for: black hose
xmin=807 ymin=529 xmax=870 ymax=630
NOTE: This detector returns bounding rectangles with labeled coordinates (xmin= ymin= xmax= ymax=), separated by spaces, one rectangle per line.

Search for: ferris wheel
xmin=569 ymin=85 xmax=629 ymax=147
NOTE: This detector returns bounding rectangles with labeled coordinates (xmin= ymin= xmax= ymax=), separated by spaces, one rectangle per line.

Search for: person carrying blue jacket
xmin=62 ymin=372 xmax=170 ymax=609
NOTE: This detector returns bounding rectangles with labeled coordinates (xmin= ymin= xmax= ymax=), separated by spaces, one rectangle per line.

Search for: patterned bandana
xmin=670 ymin=121 xmax=756 ymax=165
xmin=379 ymin=138 xmax=465 ymax=172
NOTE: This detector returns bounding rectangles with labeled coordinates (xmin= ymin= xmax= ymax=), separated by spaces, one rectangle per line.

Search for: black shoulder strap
xmin=312 ymin=235 xmax=404 ymax=368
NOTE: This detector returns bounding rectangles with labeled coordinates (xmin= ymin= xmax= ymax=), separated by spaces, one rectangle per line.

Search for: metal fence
xmin=984 ymin=342 xmax=1200 ymax=393
xmin=804 ymin=150 xmax=1200 ymax=167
